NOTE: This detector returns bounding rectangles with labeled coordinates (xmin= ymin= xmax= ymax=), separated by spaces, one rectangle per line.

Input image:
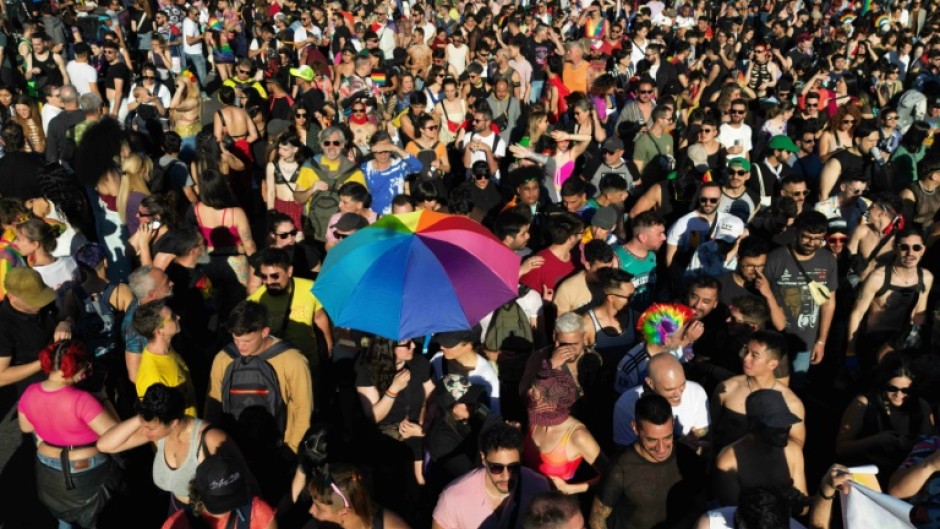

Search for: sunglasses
xmin=899 ymin=243 xmax=925 ymax=252
xmin=886 ymin=385 xmax=911 ymax=394
xmin=699 ymin=197 xmax=719 ymax=204
xmin=237 ymin=69 xmax=251 ymax=75
xmin=424 ymin=125 xmax=439 ymax=131
xmin=789 ymin=190 xmax=810 ymax=197
xmin=258 ymin=272 xmax=281 ymax=280
xmin=841 ymin=119 xmax=856 ymax=125
xmin=885 ymin=115 xmax=899 ymax=120
xmin=295 ymin=113 xmax=308 ymax=118
xmin=699 ymin=128 xmax=715 ymax=134
xmin=827 ymin=235 xmax=847 ymax=244
xmin=806 ymin=103 xmax=818 ymax=108
xmin=608 ymin=292 xmax=632 ymax=300
xmin=729 ymin=169 xmax=749 ymax=176
xmin=801 ymin=138 xmax=816 ymax=143
xmin=352 ymin=108 xmax=366 ymax=113
xmin=137 ymin=210 xmax=153 ymax=217
xmin=603 ymin=149 xmax=619 ymax=155
xmin=473 ymin=172 xmax=488 ymax=180
xmin=274 ymin=229 xmax=298 ymax=239
xmin=638 ymin=89 xmax=654 ymax=94
xmin=322 ymin=140 xmax=343 ymax=147
xmin=729 ymin=109 xmax=746 ymax=115
xmin=485 ymin=461 xmax=521 ymax=475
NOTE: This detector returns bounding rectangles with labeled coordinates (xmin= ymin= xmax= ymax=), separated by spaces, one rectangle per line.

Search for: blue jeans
xmin=184 ymin=53 xmax=208 ymax=88
xmin=530 ymin=80 xmax=544 ymax=104
xmin=37 ymin=453 xmax=109 ymax=529
xmin=791 ymin=350 xmax=811 ymax=389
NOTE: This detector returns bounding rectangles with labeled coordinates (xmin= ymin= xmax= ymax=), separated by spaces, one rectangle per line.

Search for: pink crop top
xmin=18 ymin=383 xmax=104 ymax=447
xmin=523 ymin=424 xmax=584 ymax=481
xmin=194 ymin=204 xmax=243 ymax=250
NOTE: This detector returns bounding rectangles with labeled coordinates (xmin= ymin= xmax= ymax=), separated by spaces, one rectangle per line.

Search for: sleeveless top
xmin=194 ymin=204 xmax=243 ymax=250
xmin=547 ymin=77 xmax=570 ymax=121
xmin=748 ymin=61 xmax=773 ymax=95
xmin=32 ymin=52 xmax=63 ymax=90
xmin=587 ymin=309 xmax=636 ymax=365
xmin=274 ymin=161 xmax=301 ymax=188
xmin=523 ymin=424 xmax=584 ymax=481
xmin=865 ymin=266 xmax=925 ymax=333
xmin=153 ymin=418 xmax=205 ymax=498
xmin=909 ymin=181 xmax=940 ymax=229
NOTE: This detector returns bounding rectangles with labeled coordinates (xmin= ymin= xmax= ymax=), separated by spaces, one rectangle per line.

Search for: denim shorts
xmin=37 ymin=452 xmax=109 ymax=474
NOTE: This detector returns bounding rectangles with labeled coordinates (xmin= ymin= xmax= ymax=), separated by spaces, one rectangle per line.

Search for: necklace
xmin=918 ymin=181 xmax=937 ymax=195
xmin=484 ymin=484 xmax=510 ymax=502
xmin=746 ymin=376 xmax=777 ymax=393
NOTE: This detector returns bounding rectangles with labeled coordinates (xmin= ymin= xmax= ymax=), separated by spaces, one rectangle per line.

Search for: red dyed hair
xmin=39 ymin=340 xmax=90 ymax=379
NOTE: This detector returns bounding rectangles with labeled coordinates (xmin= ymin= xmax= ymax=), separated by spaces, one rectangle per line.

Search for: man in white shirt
xmin=40 ymin=85 xmax=64 ymax=134
xmin=718 ymin=98 xmax=752 ymax=160
xmin=665 ymin=182 xmax=745 ymax=269
xmin=65 ymin=42 xmax=99 ymax=96
xmin=462 ymin=107 xmax=507 ymax=183
xmin=613 ymin=353 xmax=709 ymax=447
xmin=181 ymin=6 xmax=207 ymax=89
xmin=373 ymin=4 xmax=396 ymax=61
xmin=430 ymin=327 xmax=501 ymax=414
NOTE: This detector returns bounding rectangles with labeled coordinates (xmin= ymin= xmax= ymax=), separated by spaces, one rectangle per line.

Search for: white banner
xmin=842 ymin=482 xmax=915 ymax=529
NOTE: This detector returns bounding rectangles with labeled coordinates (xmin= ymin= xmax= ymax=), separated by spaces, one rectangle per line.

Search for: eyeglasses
xmin=729 ymin=169 xmax=749 ymax=176
xmin=885 ymin=115 xmax=899 ymax=120
xmin=274 ymin=229 xmax=298 ymax=239
xmin=827 ymin=236 xmax=847 ymax=244
xmin=608 ymin=292 xmax=632 ymax=300
xmin=800 ymin=233 xmax=827 ymax=243
xmin=295 ymin=113 xmax=308 ymax=119
xmin=333 ymin=230 xmax=351 ymax=240
xmin=886 ymin=385 xmax=911 ymax=394
xmin=485 ymin=460 xmax=521 ymax=475
xmin=699 ymin=197 xmax=719 ymax=204
xmin=899 ymin=243 xmax=925 ymax=252
xmin=322 ymin=140 xmax=343 ymax=147
xmin=258 ymin=272 xmax=281 ymax=281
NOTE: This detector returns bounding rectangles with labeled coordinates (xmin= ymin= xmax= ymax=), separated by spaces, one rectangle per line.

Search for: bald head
xmin=646 ymin=354 xmax=686 ymax=406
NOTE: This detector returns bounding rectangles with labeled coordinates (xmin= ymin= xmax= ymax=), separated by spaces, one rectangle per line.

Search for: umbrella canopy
xmin=313 ymin=211 xmax=520 ymax=340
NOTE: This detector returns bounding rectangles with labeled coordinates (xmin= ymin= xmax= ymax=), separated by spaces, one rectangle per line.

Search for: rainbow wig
xmin=636 ymin=303 xmax=695 ymax=346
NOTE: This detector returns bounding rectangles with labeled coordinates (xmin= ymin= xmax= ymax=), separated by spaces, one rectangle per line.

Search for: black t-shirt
xmin=525 ymin=37 xmax=551 ymax=82
xmin=165 ymin=262 xmax=216 ymax=351
xmin=598 ymin=443 xmax=706 ymax=529
xmin=355 ymin=354 xmax=431 ymax=426
xmin=105 ymin=61 xmax=131 ymax=97
xmin=0 ymin=298 xmax=60 ymax=391
xmin=0 ymin=152 xmax=43 ymax=200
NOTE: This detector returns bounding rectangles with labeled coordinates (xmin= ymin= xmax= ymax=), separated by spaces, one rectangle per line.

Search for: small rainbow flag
xmin=861 ymin=0 xmax=872 ymax=15
xmin=208 ymin=17 xmax=224 ymax=31
xmin=371 ymin=71 xmax=387 ymax=86
xmin=702 ymin=170 xmax=713 ymax=183
xmin=840 ymin=13 xmax=856 ymax=26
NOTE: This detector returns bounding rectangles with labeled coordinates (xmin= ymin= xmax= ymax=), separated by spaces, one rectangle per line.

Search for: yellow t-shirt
xmin=246 ymin=277 xmax=322 ymax=365
xmin=136 ymin=346 xmax=198 ymax=417
xmin=295 ymin=157 xmax=367 ymax=191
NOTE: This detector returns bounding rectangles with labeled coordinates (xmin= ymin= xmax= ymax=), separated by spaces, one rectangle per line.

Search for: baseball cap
xmin=192 ymin=455 xmax=250 ymax=515
xmin=332 ymin=213 xmax=369 ymax=232
xmin=591 ymin=206 xmax=618 ymax=230
xmin=768 ymin=135 xmax=799 ymax=153
xmin=727 ymin=157 xmax=752 ymax=171
xmin=827 ymin=218 xmax=849 ymax=235
xmin=713 ymin=218 xmax=745 ymax=243
xmin=687 ymin=143 xmax=709 ymax=172
xmin=4 ymin=268 xmax=55 ymax=309
xmin=290 ymin=65 xmax=315 ymax=82
xmin=745 ymin=389 xmax=802 ymax=429
xmin=602 ymin=137 xmax=625 ymax=152
xmin=435 ymin=325 xmax=482 ymax=348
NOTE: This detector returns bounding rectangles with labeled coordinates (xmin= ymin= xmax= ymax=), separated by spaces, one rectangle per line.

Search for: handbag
xmin=787 ymin=246 xmax=831 ymax=306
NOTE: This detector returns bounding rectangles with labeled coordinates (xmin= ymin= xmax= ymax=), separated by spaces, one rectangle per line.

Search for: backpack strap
xmin=874 ymin=265 xmax=893 ymax=299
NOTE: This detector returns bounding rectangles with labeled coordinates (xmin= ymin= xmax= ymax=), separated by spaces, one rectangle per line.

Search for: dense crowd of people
xmin=1 ymin=0 xmax=940 ymax=528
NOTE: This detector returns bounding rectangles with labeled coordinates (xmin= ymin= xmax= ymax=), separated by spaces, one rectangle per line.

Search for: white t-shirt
xmin=718 ymin=123 xmax=753 ymax=152
xmin=182 ymin=18 xmax=203 ymax=54
xmin=66 ymin=61 xmax=99 ymax=96
xmin=461 ymin=131 xmax=506 ymax=182
xmin=666 ymin=210 xmax=745 ymax=253
xmin=430 ymin=352 xmax=501 ymax=414
xmin=701 ymin=507 xmax=806 ymax=529
xmin=34 ymin=257 xmax=79 ymax=290
xmin=293 ymin=25 xmax=322 ymax=45
xmin=613 ymin=381 xmax=710 ymax=446
xmin=41 ymin=104 xmax=62 ymax=135
xmin=446 ymin=43 xmax=469 ymax=76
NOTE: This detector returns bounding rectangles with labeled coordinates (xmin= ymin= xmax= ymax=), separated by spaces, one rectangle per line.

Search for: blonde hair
xmin=118 ymin=154 xmax=152 ymax=223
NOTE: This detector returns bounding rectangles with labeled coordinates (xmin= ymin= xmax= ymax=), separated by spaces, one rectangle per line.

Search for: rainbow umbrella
xmin=312 ymin=211 xmax=520 ymax=340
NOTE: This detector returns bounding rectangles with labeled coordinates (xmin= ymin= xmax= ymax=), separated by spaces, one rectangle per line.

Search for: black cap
xmin=332 ymin=213 xmax=369 ymax=232
xmin=745 ymin=390 xmax=801 ymax=429
xmin=434 ymin=325 xmax=482 ymax=348
xmin=193 ymin=455 xmax=250 ymax=515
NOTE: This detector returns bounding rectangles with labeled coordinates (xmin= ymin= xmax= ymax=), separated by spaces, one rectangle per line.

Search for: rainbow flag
xmin=840 ymin=13 xmax=856 ymax=25
xmin=208 ymin=17 xmax=223 ymax=31
xmin=371 ymin=71 xmax=387 ymax=86
xmin=861 ymin=0 xmax=871 ymax=14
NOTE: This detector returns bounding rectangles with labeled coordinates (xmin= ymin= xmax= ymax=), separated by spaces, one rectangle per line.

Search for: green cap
xmin=768 ymin=135 xmax=799 ymax=153
xmin=728 ymin=157 xmax=752 ymax=171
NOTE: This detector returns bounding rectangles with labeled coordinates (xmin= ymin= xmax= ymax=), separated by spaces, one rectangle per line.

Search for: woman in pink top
xmin=18 ymin=340 xmax=120 ymax=529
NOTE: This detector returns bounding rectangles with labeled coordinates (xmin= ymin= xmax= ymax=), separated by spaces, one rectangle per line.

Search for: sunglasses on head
xmin=899 ymin=243 xmax=924 ymax=252
xmin=485 ymin=461 xmax=521 ymax=475
xmin=274 ymin=229 xmax=298 ymax=239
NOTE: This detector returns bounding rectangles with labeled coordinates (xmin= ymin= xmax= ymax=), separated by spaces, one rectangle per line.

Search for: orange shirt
xmin=562 ymin=60 xmax=589 ymax=94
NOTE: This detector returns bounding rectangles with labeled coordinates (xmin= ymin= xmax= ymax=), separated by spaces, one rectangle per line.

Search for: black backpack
xmin=72 ymin=282 xmax=121 ymax=360
xmin=221 ymin=340 xmax=293 ymax=438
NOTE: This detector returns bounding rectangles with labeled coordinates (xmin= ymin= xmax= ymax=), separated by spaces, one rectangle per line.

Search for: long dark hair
xmin=900 ymin=121 xmax=930 ymax=153
xmin=37 ymin=162 xmax=96 ymax=243
xmin=198 ymin=169 xmax=238 ymax=209
xmin=361 ymin=337 xmax=397 ymax=394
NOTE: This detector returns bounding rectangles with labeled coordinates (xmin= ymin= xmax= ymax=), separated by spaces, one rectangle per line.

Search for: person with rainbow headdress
xmin=613 ymin=303 xmax=704 ymax=395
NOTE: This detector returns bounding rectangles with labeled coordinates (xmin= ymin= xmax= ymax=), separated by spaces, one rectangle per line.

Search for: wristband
xmin=816 ymin=340 xmax=826 ymax=345
xmin=385 ymin=390 xmax=398 ymax=399
xmin=820 ymin=488 xmax=836 ymax=500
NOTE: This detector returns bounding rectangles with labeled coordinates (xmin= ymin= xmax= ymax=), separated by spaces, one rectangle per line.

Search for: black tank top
xmin=32 ymin=52 xmax=62 ymax=90
xmin=866 ymin=266 xmax=924 ymax=333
